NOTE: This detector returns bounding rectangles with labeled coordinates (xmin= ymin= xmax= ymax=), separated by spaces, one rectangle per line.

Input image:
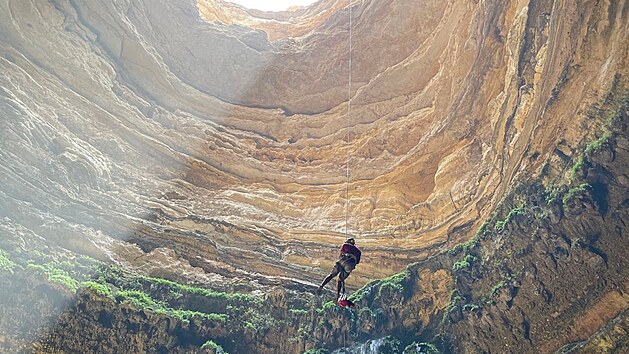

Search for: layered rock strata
xmin=0 ymin=1 xmax=627 ymax=352
xmin=1 ymin=89 xmax=626 ymax=353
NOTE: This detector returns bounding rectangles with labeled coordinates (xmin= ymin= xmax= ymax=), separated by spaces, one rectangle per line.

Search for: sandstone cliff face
xmin=2 ymin=0 xmax=626 ymax=290
xmin=2 ymin=98 xmax=626 ymax=354
xmin=0 ymin=0 xmax=628 ymax=352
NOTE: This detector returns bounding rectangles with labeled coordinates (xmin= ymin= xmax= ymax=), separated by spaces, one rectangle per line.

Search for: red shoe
xmin=338 ymin=299 xmax=356 ymax=308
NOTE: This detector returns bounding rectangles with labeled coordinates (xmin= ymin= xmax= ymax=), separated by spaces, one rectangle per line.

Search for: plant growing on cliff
xmin=484 ymin=281 xmax=507 ymax=304
xmin=115 ymin=289 xmax=227 ymax=324
xmin=201 ymin=340 xmax=228 ymax=353
xmin=569 ymin=154 xmax=587 ymax=179
xmin=134 ymin=274 xmax=261 ymax=305
xmin=562 ymin=183 xmax=591 ymax=207
xmin=115 ymin=289 xmax=156 ymax=308
xmin=462 ymin=303 xmax=480 ymax=312
xmin=81 ymin=281 xmax=113 ymax=298
xmin=543 ymin=183 xmax=566 ymax=204
xmin=27 ymin=263 xmax=80 ymax=292
xmin=0 ymin=249 xmax=16 ymax=274
xmin=494 ymin=205 xmax=526 ymax=232
xmin=289 ymin=308 xmax=309 ymax=316
xmin=242 ymin=309 xmax=281 ymax=333
xmin=584 ymin=131 xmax=612 ymax=156
xmin=348 ymin=280 xmax=376 ymax=303
xmin=91 ymin=264 xmax=262 ymax=320
xmin=442 ymin=289 xmax=464 ymax=324
xmin=452 ymin=254 xmax=477 ymax=271
xmin=448 ymin=227 xmax=482 ymax=256
xmin=376 ymin=270 xmax=411 ymax=300
xmin=475 ymin=221 xmax=489 ymax=238
xmin=569 ymin=86 xmax=627 ymax=180
xmin=316 ymin=301 xmax=337 ymax=315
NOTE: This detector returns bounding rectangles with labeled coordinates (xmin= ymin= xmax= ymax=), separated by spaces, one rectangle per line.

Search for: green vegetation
xmin=543 ymin=183 xmax=565 ymax=204
xmin=442 ymin=289 xmax=463 ymax=324
xmin=605 ymin=100 xmax=627 ymax=125
xmin=475 ymin=221 xmax=489 ymax=238
xmin=486 ymin=281 xmax=507 ymax=303
xmin=316 ymin=301 xmax=338 ymax=315
xmin=132 ymin=274 xmax=260 ymax=304
xmin=343 ymin=269 xmax=411 ymax=304
xmin=569 ymin=155 xmax=586 ymax=179
xmin=544 ymin=84 xmax=627 ymax=211
xmin=379 ymin=270 xmax=410 ymax=293
xmin=116 ymin=289 xmax=228 ymax=324
xmin=17 ymin=259 xmax=258 ymax=327
xmin=493 ymin=220 xmax=506 ymax=231
xmin=348 ymin=280 xmax=376 ymax=303
xmin=242 ymin=310 xmax=281 ymax=333
xmin=0 ymin=249 xmax=16 ymax=273
xmin=584 ymin=131 xmax=612 ymax=156
xmin=508 ymin=205 xmax=527 ymax=219
xmin=494 ymin=205 xmax=526 ymax=232
xmin=81 ymin=281 xmax=112 ymax=298
xmin=289 ymin=308 xmax=309 ymax=316
xmin=201 ymin=340 xmax=227 ymax=353
xmin=27 ymin=263 xmax=80 ymax=292
xmin=89 ymin=267 xmax=261 ymax=306
xmin=448 ymin=231 xmax=481 ymax=256
xmin=462 ymin=303 xmax=480 ymax=312
xmin=562 ymin=183 xmax=591 ymax=206
xmin=452 ymin=254 xmax=477 ymax=271
xmin=86 ymin=264 xmax=266 ymax=328
xmin=569 ymin=86 xmax=627 ymax=180
xmin=440 ymin=83 xmax=627 ymax=346
xmin=116 ymin=289 xmax=158 ymax=309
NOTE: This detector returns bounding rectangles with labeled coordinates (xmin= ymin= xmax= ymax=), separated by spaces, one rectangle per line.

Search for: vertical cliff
xmin=0 ymin=0 xmax=627 ymax=352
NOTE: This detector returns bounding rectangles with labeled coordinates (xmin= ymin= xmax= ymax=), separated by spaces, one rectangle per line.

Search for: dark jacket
xmin=339 ymin=243 xmax=361 ymax=265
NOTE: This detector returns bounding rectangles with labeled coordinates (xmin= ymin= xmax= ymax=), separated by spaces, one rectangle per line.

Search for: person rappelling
xmin=316 ymin=237 xmax=361 ymax=303
xmin=313 ymin=0 xmax=361 ymax=308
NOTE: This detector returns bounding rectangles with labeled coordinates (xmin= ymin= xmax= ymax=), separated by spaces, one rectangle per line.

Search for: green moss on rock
xmin=0 ymin=249 xmax=16 ymax=273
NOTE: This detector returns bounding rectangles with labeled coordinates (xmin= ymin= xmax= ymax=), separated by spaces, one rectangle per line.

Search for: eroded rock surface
xmin=2 ymin=0 xmax=626 ymax=289
xmin=0 ymin=0 xmax=628 ymax=352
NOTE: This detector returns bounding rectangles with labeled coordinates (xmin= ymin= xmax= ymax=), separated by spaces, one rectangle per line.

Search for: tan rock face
xmin=0 ymin=0 xmax=627 ymax=291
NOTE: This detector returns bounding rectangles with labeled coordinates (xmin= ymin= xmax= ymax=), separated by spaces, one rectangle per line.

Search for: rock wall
xmin=1 ymin=0 xmax=627 ymax=288
xmin=1 ymin=85 xmax=625 ymax=353
xmin=0 ymin=0 xmax=628 ymax=352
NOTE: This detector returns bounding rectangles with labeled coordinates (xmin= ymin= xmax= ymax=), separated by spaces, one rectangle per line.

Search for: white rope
xmin=344 ymin=0 xmax=353 ymax=236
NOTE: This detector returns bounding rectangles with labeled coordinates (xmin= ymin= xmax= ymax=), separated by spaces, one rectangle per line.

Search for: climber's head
xmin=345 ymin=237 xmax=355 ymax=245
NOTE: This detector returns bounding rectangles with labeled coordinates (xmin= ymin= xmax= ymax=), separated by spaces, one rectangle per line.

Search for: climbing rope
xmin=344 ymin=0 xmax=353 ymax=236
